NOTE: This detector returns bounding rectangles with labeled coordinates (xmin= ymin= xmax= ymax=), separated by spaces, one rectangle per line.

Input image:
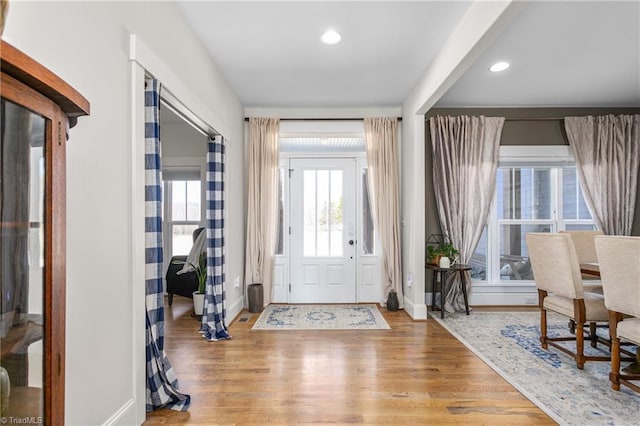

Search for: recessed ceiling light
xmin=321 ymin=29 xmax=342 ymax=45
xmin=489 ymin=61 xmax=510 ymax=72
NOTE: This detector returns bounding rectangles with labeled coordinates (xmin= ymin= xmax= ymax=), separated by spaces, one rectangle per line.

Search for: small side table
xmin=425 ymin=263 xmax=471 ymax=319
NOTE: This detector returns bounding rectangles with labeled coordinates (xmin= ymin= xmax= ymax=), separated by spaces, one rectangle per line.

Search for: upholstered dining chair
xmin=560 ymin=230 xmax=604 ymax=333
xmin=526 ymin=232 xmax=610 ymax=369
xmin=595 ymin=235 xmax=640 ymax=393
xmin=560 ymin=230 xmax=604 ymax=282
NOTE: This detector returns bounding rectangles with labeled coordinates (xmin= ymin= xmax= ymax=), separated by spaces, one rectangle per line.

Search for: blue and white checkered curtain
xmin=200 ymin=136 xmax=232 ymax=341
xmin=144 ymin=77 xmax=190 ymax=411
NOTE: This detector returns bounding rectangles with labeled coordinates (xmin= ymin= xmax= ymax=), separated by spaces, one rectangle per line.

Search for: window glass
xmin=470 ymin=226 xmax=488 ymax=280
xmin=167 ymin=179 xmax=201 ymax=256
xmin=276 ymin=168 xmax=285 ymax=255
xmin=562 ymin=168 xmax=591 ymax=220
xmin=499 ymin=224 xmax=551 ymax=280
xmin=473 ymin=165 xmax=594 ymax=283
xmin=497 ymin=168 xmax=551 ymax=220
xmin=361 ymin=168 xmax=375 ymax=255
xmin=172 ymin=224 xmax=199 ymax=255
xmin=303 ymin=169 xmax=343 ymax=257
xmin=469 ymin=226 xmax=489 ymax=281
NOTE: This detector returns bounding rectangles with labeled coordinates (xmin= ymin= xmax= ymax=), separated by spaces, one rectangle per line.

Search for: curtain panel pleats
xmin=428 ymin=115 xmax=504 ymax=313
xmin=201 ymin=136 xmax=232 ymax=341
xmin=144 ymin=77 xmax=190 ymax=411
xmin=245 ymin=117 xmax=280 ymax=306
xmin=364 ymin=117 xmax=403 ymax=307
xmin=564 ymin=114 xmax=640 ymax=236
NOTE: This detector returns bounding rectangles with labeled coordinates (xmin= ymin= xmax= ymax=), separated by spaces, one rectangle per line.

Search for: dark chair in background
xmin=166 ymin=227 xmax=204 ymax=306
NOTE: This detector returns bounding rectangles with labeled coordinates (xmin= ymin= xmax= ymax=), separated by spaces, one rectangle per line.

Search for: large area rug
xmin=431 ymin=311 xmax=639 ymax=426
xmin=252 ymin=304 xmax=390 ymax=330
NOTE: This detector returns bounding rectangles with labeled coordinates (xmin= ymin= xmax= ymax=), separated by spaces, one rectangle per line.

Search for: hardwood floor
xmin=145 ymin=297 xmax=553 ymax=425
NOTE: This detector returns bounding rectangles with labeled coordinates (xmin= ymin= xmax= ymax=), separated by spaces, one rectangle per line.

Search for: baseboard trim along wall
xmin=103 ymin=398 xmax=136 ymax=426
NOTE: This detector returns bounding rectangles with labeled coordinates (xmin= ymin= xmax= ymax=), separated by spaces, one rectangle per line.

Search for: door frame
xmin=273 ymin=152 xmax=381 ymax=304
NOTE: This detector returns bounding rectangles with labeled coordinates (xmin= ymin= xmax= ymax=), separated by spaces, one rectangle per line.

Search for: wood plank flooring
xmin=144 ymin=298 xmax=553 ymax=425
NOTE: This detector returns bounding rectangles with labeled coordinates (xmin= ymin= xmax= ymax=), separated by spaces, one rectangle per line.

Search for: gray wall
xmin=423 ymin=108 xmax=640 ymax=290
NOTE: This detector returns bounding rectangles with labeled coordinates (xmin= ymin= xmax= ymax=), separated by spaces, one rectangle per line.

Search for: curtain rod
xmin=504 ymin=117 xmax=564 ymax=122
xmin=425 ymin=116 xmax=564 ymax=122
xmin=160 ymin=93 xmax=220 ymax=138
xmin=244 ymin=117 xmax=402 ymax=122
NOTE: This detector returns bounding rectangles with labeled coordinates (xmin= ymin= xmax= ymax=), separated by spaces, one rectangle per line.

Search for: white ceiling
xmin=176 ymin=1 xmax=640 ymax=109
xmin=177 ymin=1 xmax=471 ymax=107
xmin=437 ymin=1 xmax=640 ymax=107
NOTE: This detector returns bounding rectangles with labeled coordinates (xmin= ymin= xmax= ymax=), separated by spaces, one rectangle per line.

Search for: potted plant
xmin=427 ymin=243 xmax=459 ymax=266
xmin=172 ymin=251 xmax=207 ymax=316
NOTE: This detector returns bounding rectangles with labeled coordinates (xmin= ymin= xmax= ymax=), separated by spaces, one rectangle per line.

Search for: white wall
xmin=3 ymin=2 xmax=244 ymax=424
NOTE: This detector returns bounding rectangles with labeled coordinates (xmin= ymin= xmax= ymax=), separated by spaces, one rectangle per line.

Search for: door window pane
xmin=303 ymin=169 xmax=343 ymax=257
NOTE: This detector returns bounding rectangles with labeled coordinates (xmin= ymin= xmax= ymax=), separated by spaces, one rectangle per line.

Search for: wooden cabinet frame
xmin=1 ymin=40 xmax=89 ymax=425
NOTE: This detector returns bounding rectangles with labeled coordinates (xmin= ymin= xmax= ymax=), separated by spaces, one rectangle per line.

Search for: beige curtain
xmin=565 ymin=114 xmax=640 ymax=236
xmin=364 ymin=117 xmax=403 ymax=308
xmin=429 ymin=115 xmax=504 ymax=313
xmin=245 ymin=117 xmax=280 ymax=306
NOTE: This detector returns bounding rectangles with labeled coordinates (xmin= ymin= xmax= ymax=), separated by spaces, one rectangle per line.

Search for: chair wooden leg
xmin=611 ymin=336 xmax=621 ymax=390
xmin=540 ymin=309 xmax=548 ymax=349
xmin=589 ymin=322 xmax=597 ymax=348
xmin=576 ymin=321 xmax=585 ymax=369
xmin=609 ymin=311 xmax=622 ymax=391
xmin=538 ymin=290 xmax=548 ymax=349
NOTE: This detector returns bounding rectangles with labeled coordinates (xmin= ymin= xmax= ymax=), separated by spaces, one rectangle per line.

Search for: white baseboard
xmin=103 ymin=398 xmax=137 ymax=426
xmin=225 ymin=295 xmax=244 ymax=325
xmin=425 ymin=291 xmax=539 ymax=307
xmin=402 ymin=297 xmax=427 ymax=320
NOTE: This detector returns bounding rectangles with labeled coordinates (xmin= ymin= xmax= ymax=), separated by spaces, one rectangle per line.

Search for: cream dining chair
xmin=595 ymin=235 xmax=640 ymax=393
xmin=526 ymin=232 xmax=610 ymax=369
xmin=560 ymin=230 xmax=605 ymax=334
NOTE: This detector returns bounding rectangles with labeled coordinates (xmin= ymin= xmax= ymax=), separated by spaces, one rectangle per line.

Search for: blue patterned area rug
xmin=252 ymin=304 xmax=390 ymax=330
xmin=430 ymin=311 xmax=639 ymax=426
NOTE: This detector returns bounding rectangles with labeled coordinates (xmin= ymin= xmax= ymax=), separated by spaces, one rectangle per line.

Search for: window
xmin=472 ymin=165 xmax=595 ymax=283
xmin=361 ymin=168 xmax=375 ymax=255
xmin=276 ymin=167 xmax=285 ymax=255
xmin=165 ymin=179 xmax=201 ymax=256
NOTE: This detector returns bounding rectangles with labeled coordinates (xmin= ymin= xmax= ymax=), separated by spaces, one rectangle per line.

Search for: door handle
xmin=348 ymin=240 xmax=355 ymax=245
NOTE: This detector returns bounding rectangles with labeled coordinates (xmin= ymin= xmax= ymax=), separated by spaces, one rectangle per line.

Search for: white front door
xmin=289 ymin=158 xmax=357 ymax=303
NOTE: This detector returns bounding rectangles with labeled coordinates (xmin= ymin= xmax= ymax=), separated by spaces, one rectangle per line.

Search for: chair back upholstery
xmin=193 ymin=227 xmax=205 ymax=242
xmin=595 ymin=235 xmax=640 ymax=317
xmin=560 ymin=230 xmax=604 ymax=264
xmin=526 ymin=233 xmax=584 ymax=298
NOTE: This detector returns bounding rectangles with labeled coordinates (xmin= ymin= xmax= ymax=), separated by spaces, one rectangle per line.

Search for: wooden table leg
xmin=431 ymin=270 xmax=437 ymax=312
xmin=459 ymin=270 xmax=470 ymax=315
xmin=440 ymin=271 xmax=445 ymax=319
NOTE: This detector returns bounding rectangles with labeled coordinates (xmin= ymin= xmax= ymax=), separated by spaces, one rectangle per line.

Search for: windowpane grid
xmin=303 ymin=169 xmax=343 ymax=257
xmin=167 ymin=179 xmax=201 ymax=256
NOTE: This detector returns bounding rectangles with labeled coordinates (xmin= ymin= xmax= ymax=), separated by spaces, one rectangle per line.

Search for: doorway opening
xmin=272 ymin=123 xmax=381 ymax=304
